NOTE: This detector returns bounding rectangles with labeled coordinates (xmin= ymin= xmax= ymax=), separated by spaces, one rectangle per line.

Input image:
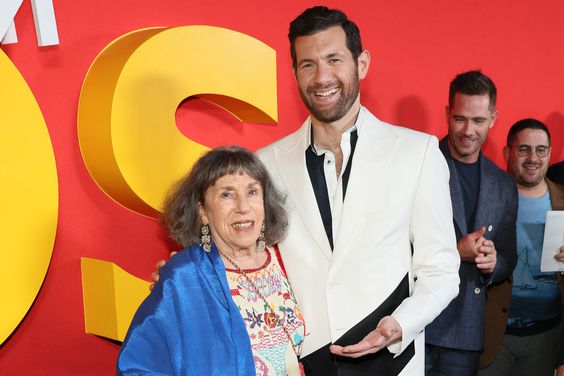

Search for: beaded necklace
xmin=219 ymin=248 xmax=302 ymax=358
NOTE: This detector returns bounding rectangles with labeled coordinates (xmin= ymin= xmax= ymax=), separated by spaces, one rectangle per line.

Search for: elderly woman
xmin=117 ymin=146 xmax=305 ymax=375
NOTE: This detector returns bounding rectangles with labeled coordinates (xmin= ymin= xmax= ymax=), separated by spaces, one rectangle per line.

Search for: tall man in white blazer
xmin=256 ymin=6 xmax=460 ymax=376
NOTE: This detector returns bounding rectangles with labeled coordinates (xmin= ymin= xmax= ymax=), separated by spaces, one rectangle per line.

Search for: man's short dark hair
xmin=506 ymin=118 xmax=551 ymax=146
xmin=449 ymin=70 xmax=497 ymax=111
xmin=288 ymin=6 xmax=362 ymax=69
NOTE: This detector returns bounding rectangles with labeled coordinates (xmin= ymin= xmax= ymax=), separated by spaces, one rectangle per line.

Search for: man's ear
xmin=490 ymin=109 xmax=499 ymax=129
xmin=357 ymin=50 xmax=371 ymax=80
xmin=445 ymin=105 xmax=450 ymax=124
xmin=503 ymin=146 xmax=510 ymax=163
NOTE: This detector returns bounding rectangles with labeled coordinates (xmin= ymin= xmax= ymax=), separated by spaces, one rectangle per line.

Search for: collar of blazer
xmin=439 ymin=137 xmax=507 ymax=236
xmin=271 ymin=106 xmax=398 ymax=260
xmin=439 ymin=137 xmax=469 ymax=235
xmin=547 ymin=178 xmax=564 ymax=210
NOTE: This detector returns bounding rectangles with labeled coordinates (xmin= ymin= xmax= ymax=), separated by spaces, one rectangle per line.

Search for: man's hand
xmin=557 ymin=364 xmax=564 ymax=376
xmin=554 ymin=245 xmax=564 ymax=262
xmin=149 ymin=251 xmax=177 ymax=291
xmin=457 ymin=227 xmax=486 ymax=262
xmin=329 ymin=316 xmax=402 ymax=358
xmin=475 ymin=239 xmax=497 ymax=274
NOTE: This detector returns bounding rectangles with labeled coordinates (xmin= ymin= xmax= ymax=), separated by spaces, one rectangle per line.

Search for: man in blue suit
xmin=425 ymin=71 xmax=518 ymax=375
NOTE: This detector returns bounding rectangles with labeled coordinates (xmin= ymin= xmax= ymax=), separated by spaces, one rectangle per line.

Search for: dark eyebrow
xmin=297 ymin=58 xmax=314 ymax=66
xmin=326 ymin=52 xmax=344 ymax=59
xmin=451 ymin=115 xmax=488 ymax=121
xmin=518 ymin=144 xmax=548 ymax=148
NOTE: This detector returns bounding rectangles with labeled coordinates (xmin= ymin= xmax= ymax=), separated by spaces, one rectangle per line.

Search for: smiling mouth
xmin=459 ymin=137 xmax=476 ymax=144
xmin=314 ymin=87 xmax=339 ymax=97
xmin=523 ymin=164 xmax=540 ymax=171
xmin=232 ymin=221 xmax=254 ymax=230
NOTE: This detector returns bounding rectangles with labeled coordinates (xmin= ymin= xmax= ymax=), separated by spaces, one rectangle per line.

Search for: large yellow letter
xmin=78 ymin=26 xmax=277 ymax=217
xmin=78 ymin=26 xmax=277 ymax=341
xmin=0 ymin=49 xmax=58 ymax=344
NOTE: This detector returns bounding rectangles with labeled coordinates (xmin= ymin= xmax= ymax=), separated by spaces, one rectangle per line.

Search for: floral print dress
xmin=225 ymin=246 xmax=305 ymax=376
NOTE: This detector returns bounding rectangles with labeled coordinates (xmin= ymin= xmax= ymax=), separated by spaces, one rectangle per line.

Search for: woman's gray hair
xmin=161 ymin=146 xmax=288 ymax=248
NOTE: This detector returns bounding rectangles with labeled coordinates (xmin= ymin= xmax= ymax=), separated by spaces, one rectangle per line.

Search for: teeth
xmin=232 ymin=222 xmax=253 ymax=229
xmin=315 ymin=88 xmax=338 ymax=97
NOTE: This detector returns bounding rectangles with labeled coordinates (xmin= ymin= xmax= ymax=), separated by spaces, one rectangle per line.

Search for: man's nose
xmin=313 ymin=63 xmax=332 ymax=84
xmin=461 ymin=121 xmax=474 ymax=135
xmin=526 ymin=150 xmax=540 ymax=162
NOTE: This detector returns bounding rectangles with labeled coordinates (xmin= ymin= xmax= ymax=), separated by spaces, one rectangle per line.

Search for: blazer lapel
xmin=273 ymin=120 xmax=333 ymax=261
xmin=473 ymin=156 xmax=495 ymax=234
xmin=439 ymin=138 xmax=468 ymax=236
xmin=332 ymin=110 xmax=397 ymax=261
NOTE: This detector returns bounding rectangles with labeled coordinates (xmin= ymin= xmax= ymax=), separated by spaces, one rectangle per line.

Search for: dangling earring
xmin=256 ymin=222 xmax=266 ymax=252
xmin=201 ymin=224 xmax=211 ymax=252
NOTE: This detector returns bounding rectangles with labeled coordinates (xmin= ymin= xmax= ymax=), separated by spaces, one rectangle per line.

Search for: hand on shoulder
xmin=149 ymin=251 xmax=178 ymax=291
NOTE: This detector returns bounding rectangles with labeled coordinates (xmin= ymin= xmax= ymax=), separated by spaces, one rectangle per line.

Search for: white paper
xmin=540 ymin=211 xmax=564 ymax=272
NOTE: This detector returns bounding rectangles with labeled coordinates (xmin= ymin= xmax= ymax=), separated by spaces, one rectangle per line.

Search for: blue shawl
xmin=117 ymin=244 xmax=256 ymax=375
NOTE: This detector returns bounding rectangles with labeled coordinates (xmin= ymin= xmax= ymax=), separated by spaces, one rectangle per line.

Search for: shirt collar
xmin=306 ymin=106 xmax=365 ymax=153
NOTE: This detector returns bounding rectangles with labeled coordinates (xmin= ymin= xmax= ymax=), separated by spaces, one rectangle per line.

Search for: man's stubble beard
xmin=299 ymin=71 xmax=360 ymax=124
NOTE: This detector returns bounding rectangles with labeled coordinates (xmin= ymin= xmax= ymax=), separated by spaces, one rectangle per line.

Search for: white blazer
xmin=256 ymin=107 xmax=460 ymax=375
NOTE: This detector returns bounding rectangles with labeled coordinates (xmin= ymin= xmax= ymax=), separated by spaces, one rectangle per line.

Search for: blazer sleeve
xmin=557 ymin=300 xmax=564 ymax=367
xmin=489 ymin=181 xmax=518 ymax=285
xmin=389 ymin=135 xmax=461 ymax=353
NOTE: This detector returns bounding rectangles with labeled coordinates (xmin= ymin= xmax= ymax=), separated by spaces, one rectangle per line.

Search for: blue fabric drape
xmin=117 ymin=244 xmax=256 ymax=375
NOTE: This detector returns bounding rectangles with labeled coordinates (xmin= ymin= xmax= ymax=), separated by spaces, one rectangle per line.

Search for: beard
xmin=298 ymin=70 xmax=360 ymax=123
xmin=513 ymin=162 xmax=546 ymax=188
xmin=447 ymin=130 xmax=488 ymax=163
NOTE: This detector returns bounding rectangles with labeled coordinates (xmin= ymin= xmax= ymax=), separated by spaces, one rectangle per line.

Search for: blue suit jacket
xmin=425 ymin=138 xmax=517 ymax=351
xmin=117 ymin=244 xmax=256 ymax=375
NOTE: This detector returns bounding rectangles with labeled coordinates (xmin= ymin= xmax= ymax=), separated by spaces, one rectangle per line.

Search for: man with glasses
xmin=425 ymin=70 xmax=518 ymax=375
xmin=479 ymin=118 xmax=564 ymax=376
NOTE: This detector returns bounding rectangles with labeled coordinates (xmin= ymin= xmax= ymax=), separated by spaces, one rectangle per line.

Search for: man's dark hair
xmin=506 ymin=118 xmax=551 ymax=146
xmin=288 ymin=6 xmax=362 ymax=69
xmin=547 ymin=161 xmax=564 ymax=185
xmin=449 ymin=70 xmax=497 ymax=111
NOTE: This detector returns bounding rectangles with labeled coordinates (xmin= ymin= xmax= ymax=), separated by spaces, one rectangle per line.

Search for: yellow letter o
xmin=0 ymin=49 xmax=58 ymax=345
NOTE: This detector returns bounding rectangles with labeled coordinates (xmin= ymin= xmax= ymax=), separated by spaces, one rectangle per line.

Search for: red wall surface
xmin=1 ymin=0 xmax=563 ymax=374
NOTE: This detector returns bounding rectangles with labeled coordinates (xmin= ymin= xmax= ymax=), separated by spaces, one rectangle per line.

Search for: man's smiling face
xmin=294 ymin=26 xmax=362 ymax=124
xmin=505 ymin=128 xmax=551 ymax=189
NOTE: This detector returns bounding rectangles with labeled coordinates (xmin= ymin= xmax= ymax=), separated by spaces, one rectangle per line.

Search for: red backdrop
xmin=1 ymin=0 xmax=563 ymax=374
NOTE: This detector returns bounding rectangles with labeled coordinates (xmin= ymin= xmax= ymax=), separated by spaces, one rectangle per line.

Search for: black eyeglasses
xmin=510 ymin=144 xmax=550 ymax=158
